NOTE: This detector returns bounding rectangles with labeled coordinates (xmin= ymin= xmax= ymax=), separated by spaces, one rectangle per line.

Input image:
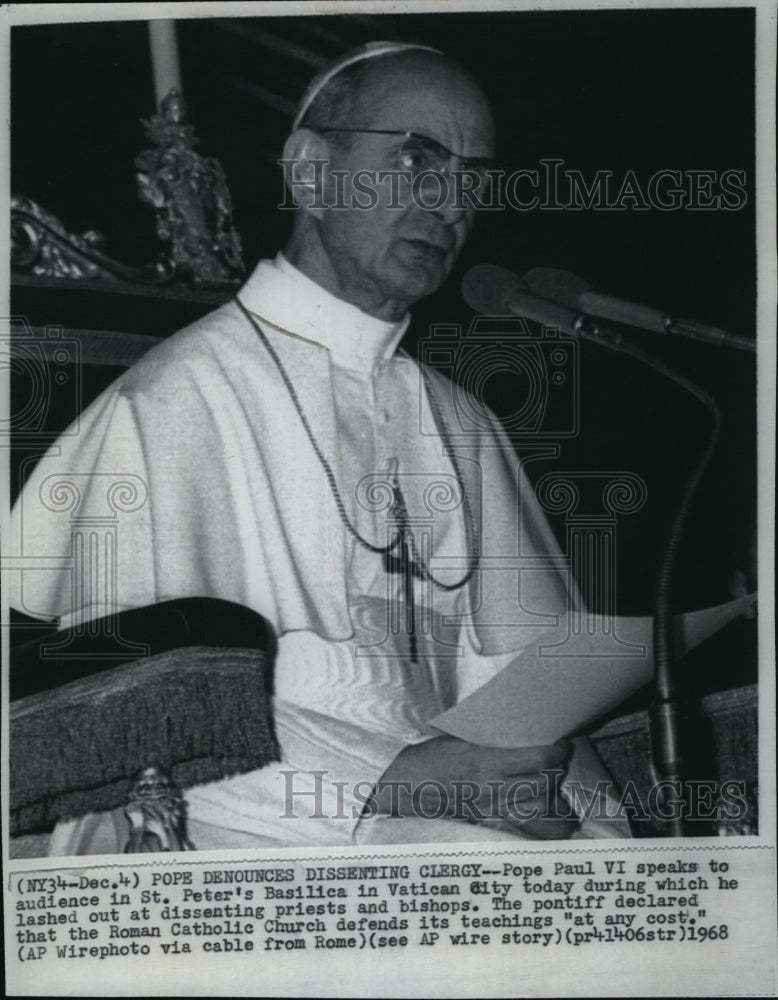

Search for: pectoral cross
xmin=382 ymin=464 xmax=420 ymax=664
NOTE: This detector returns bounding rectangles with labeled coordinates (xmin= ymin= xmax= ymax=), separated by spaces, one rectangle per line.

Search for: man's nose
xmin=413 ymin=169 xmax=470 ymax=225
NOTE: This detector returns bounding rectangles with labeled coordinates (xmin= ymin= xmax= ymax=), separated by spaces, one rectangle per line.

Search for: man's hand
xmin=370 ymin=735 xmax=578 ymax=839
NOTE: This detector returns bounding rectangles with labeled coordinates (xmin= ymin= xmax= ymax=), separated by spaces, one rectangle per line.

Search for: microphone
xmin=461 ymin=264 xmax=582 ymax=334
xmin=462 ymin=264 xmax=644 ymax=358
xmin=523 ymin=267 xmax=755 ymax=352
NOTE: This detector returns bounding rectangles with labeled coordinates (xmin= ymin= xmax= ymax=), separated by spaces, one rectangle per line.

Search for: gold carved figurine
xmin=123 ymin=767 xmax=194 ymax=853
xmin=136 ymin=89 xmax=245 ymax=286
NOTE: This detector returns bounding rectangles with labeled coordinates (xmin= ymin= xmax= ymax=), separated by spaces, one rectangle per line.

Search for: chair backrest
xmin=10 ymin=597 xmax=277 ymax=838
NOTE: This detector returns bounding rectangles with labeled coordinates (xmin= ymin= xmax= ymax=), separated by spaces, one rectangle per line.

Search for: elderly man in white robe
xmin=10 ymin=42 xmax=631 ymax=852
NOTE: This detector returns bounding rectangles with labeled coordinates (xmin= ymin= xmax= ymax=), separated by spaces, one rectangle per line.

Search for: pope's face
xmin=312 ymin=56 xmax=495 ymax=319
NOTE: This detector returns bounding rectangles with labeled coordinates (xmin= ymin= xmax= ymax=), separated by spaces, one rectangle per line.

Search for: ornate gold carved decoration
xmin=11 ymin=195 xmax=174 ymax=284
xmin=123 ymin=767 xmax=194 ymax=853
xmin=11 ymin=196 xmax=116 ymax=280
xmin=136 ymin=89 xmax=245 ymax=286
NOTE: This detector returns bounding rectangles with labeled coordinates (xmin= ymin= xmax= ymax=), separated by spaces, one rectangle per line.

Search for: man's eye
xmin=398 ymin=140 xmax=440 ymax=173
xmin=398 ymin=146 xmax=426 ymax=172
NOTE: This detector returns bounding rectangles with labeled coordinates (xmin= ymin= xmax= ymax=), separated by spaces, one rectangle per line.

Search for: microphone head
xmin=523 ymin=267 xmax=591 ymax=309
xmin=462 ymin=264 xmax=526 ymax=315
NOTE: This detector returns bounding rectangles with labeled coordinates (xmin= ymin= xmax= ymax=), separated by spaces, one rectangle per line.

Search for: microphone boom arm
xmin=576 ymin=316 xmax=722 ymax=838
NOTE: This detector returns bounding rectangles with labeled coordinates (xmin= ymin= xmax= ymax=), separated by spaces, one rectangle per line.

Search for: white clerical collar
xmin=237 ymin=253 xmax=411 ymax=371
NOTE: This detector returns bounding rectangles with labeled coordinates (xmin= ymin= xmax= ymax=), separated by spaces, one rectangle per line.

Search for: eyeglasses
xmin=317 ymin=128 xmax=498 ymax=184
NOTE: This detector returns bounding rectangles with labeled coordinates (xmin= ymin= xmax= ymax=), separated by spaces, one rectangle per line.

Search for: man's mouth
xmin=402 ymin=238 xmax=450 ymax=260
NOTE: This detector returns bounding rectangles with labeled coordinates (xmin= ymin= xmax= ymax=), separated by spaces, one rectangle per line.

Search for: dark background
xmin=10 ymin=9 xmax=757 ymax=683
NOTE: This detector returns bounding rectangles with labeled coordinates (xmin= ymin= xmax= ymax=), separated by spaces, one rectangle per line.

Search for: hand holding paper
xmin=432 ymin=594 xmax=756 ymax=749
xmin=370 ymin=734 xmax=579 ymax=839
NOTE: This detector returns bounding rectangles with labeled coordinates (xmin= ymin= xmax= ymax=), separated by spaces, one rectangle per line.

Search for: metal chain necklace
xmin=235 ymin=297 xmax=481 ymax=599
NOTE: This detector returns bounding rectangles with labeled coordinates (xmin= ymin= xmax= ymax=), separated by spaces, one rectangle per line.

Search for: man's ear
xmin=281 ymin=129 xmax=331 ymax=215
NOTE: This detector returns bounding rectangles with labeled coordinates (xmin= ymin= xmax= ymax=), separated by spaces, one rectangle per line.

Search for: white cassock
xmin=9 ymin=254 xmax=629 ymax=852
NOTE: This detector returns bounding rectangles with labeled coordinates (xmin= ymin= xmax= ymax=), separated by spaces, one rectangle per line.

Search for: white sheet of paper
xmin=431 ymin=594 xmax=756 ymax=748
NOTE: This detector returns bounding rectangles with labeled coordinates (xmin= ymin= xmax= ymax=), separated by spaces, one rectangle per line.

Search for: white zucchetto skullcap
xmin=292 ymin=40 xmax=444 ymax=130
